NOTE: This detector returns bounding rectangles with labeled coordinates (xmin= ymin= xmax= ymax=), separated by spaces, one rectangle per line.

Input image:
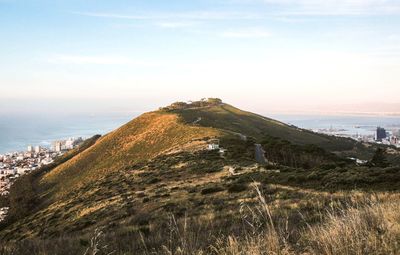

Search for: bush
xmin=147 ymin=177 xmax=161 ymax=184
xmin=368 ymin=148 xmax=389 ymax=167
xmin=227 ymin=183 xmax=247 ymax=193
xmin=201 ymin=186 xmax=224 ymax=195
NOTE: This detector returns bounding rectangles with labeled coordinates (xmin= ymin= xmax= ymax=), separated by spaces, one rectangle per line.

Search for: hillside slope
xmin=173 ymin=103 xmax=371 ymax=157
xmin=0 ymin=99 xmax=390 ymax=246
xmin=42 ymin=111 xmax=221 ymax=199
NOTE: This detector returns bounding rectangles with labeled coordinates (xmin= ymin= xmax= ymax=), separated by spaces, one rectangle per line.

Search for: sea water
xmin=270 ymin=114 xmax=400 ymax=137
xmin=0 ymin=113 xmax=135 ymax=154
xmin=1 ymin=112 xmax=399 ymax=154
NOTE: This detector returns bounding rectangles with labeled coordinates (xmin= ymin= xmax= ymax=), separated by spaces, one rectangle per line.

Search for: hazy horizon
xmin=1 ymin=107 xmax=399 ymax=155
xmin=1 ymin=98 xmax=399 ymax=117
xmin=1 ymin=0 xmax=400 ymax=115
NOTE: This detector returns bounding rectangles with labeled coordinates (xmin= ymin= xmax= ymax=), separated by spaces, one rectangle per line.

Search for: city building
xmin=65 ymin=139 xmax=74 ymax=150
xmin=375 ymin=127 xmax=387 ymax=141
xmin=0 ymin=137 xmax=85 ymax=200
xmin=52 ymin=137 xmax=83 ymax=151
xmin=207 ymin=139 xmax=220 ymax=150
xmin=54 ymin=141 xmax=62 ymax=152
xmin=34 ymin=145 xmax=41 ymax=154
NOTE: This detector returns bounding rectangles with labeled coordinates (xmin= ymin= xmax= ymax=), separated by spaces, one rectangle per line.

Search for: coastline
xmin=0 ymin=113 xmax=134 ymax=154
xmin=1 ymin=113 xmax=400 ymax=154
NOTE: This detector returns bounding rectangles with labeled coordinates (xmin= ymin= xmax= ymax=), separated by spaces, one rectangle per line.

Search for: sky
xmin=0 ymin=0 xmax=400 ymax=115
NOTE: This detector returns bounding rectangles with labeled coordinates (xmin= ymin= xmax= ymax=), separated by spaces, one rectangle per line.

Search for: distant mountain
xmin=0 ymin=99 xmax=384 ymax=242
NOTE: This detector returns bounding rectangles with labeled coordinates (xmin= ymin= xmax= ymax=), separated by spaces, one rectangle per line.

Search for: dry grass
xmin=41 ymin=112 xmax=222 ymax=199
xmin=83 ymin=228 xmax=115 ymax=255
xmin=156 ymin=185 xmax=400 ymax=255
xmin=305 ymin=198 xmax=400 ymax=255
xmin=1 ymin=187 xmax=399 ymax=255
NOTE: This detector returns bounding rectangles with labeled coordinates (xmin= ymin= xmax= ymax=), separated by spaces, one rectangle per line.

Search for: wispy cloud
xmin=221 ymin=28 xmax=271 ymax=38
xmin=47 ymin=54 xmax=161 ymax=67
xmin=156 ymin=21 xmax=199 ymax=28
xmin=74 ymin=0 xmax=400 ymax=24
xmin=73 ymin=12 xmax=153 ymax=20
xmin=48 ymin=54 xmax=132 ymax=65
xmin=261 ymin=0 xmax=400 ymax=16
xmin=74 ymin=11 xmax=265 ymax=20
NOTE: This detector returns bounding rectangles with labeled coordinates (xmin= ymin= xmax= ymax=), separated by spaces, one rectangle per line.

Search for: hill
xmin=0 ymin=99 xmax=399 ymax=255
xmin=171 ymin=102 xmax=369 ymax=156
xmin=42 ymin=111 xmax=222 ymax=199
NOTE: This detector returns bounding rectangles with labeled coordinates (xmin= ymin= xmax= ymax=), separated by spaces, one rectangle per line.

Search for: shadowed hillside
xmin=172 ymin=102 xmax=372 ymax=158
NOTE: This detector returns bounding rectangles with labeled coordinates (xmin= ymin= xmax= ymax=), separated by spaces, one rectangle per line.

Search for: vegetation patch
xmin=227 ymin=183 xmax=248 ymax=193
xmin=201 ymin=186 xmax=225 ymax=195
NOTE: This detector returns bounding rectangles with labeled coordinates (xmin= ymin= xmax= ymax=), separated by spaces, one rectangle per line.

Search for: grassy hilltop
xmin=0 ymin=98 xmax=399 ymax=255
xmin=171 ymin=101 xmax=370 ymax=157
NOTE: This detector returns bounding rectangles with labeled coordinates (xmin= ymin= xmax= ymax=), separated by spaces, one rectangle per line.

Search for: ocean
xmin=0 ymin=112 xmax=399 ymax=154
xmin=0 ymin=113 xmax=135 ymax=154
xmin=270 ymin=114 xmax=400 ymax=137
